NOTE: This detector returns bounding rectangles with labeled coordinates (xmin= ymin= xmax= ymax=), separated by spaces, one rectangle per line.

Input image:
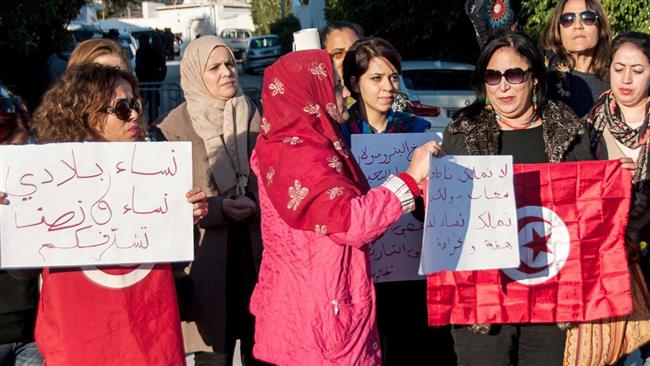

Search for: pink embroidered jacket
xmin=250 ymin=151 xmax=415 ymax=366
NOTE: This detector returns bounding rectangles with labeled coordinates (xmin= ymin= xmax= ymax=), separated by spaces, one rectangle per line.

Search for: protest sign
xmin=0 ymin=142 xmax=193 ymax=268
xmin=352 ymin=132 xmax=441 ymax=282
xmin=419 ymin=155 xmax=519 ymax=274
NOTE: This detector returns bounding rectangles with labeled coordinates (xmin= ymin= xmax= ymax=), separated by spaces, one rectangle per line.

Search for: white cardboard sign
xmin=352 ymin=132 xmax=441 ymax=282
xmin=0 ymin=142 xmax=193 ymax=268
xmin=419 ymin=155 xmax=520 ymax=274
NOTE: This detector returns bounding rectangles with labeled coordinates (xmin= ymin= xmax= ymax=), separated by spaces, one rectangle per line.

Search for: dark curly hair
xmin=32 ymin=63 xmax=140 ymax=143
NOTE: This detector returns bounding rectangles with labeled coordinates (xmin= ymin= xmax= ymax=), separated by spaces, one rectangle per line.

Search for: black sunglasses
xmin=105 ymin=98 xmax=142 ymax=122
xmin=485 ymin=68 xmax=531 ymax=86
xmin=559 ymin=11 xmax=598 ymax=28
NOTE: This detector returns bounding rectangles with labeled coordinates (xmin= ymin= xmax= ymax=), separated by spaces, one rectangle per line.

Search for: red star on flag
xmin=523 ymin=227 xmax=552 ymax=261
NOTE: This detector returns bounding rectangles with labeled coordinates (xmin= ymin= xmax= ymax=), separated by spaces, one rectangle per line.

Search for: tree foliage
xmin=521 ymin=0 xmax=650 ymax=40
xmin=270 ymin=15 xmax=302 ymax=53
xmin=324 ymin=0 xmax=480 ymax=63
xmin=251 ymin=0 xmax=292 ymax=34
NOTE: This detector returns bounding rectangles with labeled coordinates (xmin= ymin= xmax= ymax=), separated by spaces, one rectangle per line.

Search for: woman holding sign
xmin=249 ymin=49 xmax=441 ymax=365
xmin=434 ymin=30 xmax=594 ymax=366
xmin=28 ymin=63 xmax=208 ymax=366
xmin=340 ymin=37 xmax=451 ymax=366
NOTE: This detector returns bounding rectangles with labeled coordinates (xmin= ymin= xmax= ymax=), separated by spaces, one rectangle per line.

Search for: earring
xmin=532 ymin=93 xmax=538 ymax=111
xmin=485 ymin=98 xmax=492 ymax=110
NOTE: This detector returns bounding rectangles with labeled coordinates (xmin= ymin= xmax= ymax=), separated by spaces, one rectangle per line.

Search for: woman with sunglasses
xmin=435 ymin=29 xmax=595 ymax=366
xmin=541 ymin=0 xmax=612 ymax=117
xmin=156 ymin=35 xmax=265 ymax=366
xmin=28 ymin=63 xmax=208 ymax=365
xmin=564 ymin=31 xmax=650 ymax=366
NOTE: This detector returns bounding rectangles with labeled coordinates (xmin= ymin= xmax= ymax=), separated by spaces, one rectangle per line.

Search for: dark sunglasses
xmin=559 ymin=11 xmax=598 ymax=27
xmin=105 ymin=98 xmax=142 ymax=122
xmin=485 ymin=68 xmax=531 ymax=86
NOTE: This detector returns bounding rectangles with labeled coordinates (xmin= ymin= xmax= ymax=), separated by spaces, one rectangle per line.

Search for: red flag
xmin=35 ymin=264 xmax=185 ymax=366
xmin=427 ymin=160 xmax=633 ymax=325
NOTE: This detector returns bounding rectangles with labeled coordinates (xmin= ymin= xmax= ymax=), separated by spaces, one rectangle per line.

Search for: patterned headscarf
xmin=587 ymin=90 xmax=650 ymax=192
xmin=254 ymin=50 xmax=369 ymax=234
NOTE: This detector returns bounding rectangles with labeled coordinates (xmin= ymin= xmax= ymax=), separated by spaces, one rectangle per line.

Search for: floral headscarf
xmin=254 ymin=50 xmax=369 ymax=234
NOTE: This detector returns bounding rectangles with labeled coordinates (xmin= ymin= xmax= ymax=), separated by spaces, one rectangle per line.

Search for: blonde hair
xmin=67 ymin=39 xmax=129 ymax=71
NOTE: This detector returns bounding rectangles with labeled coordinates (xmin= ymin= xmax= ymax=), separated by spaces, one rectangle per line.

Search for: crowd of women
xmin=0 ymin=0 xmax=649 ymax=365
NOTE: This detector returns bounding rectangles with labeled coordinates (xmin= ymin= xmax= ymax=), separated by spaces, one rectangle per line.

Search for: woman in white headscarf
xmin=157 ymin=35 xmax=264 ymax=366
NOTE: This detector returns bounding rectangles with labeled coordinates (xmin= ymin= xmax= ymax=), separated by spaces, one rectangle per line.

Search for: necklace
xmin=496 ymin=114 xmax=542 ymax=130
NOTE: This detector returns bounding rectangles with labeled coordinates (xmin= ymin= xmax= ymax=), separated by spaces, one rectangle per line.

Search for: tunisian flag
xmin=35 ymin=264 xmax=185 ymax=365
xmin=427 ymin=160 xmax=633 ymax=325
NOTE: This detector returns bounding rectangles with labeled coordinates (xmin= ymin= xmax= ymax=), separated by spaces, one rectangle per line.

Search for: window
xmin=402 ymin=69 xmax=474 ymax=91
xmin=250 ymin=37 xmax=279 ymax=49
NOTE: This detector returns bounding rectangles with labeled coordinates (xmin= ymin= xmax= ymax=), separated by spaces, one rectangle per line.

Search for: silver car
xmin=243 ymin=35 xmax=282 ymax=74
xmin=399 ymin=61 xmax=476 ymax=133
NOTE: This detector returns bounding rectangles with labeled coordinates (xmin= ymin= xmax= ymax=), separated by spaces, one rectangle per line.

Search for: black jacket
xmin=442 ymin=100 xmax=594 ymax=163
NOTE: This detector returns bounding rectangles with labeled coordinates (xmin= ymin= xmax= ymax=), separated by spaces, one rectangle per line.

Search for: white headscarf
xmin=181 ymin=35 xmax=256 ymax=195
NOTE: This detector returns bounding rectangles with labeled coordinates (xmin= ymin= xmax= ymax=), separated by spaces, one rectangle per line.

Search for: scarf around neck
xmin=181 ymin=35 xmax=258 ymax=195
xmin=587 ymin=90 xmax=650 ymax=191
xmin=254 ymin=49 xmax=369 ymax=234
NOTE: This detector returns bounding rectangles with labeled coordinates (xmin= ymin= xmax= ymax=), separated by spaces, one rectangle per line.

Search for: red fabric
xmin=36 ymin=264 xmax=184 ymax=366
xmin=397 ymin=172 xmax=420 ymax=198
xmin=427 ymin=160 xmax=633 ymax=325
xmin=254 ymin=49 xmax=369 ymax=234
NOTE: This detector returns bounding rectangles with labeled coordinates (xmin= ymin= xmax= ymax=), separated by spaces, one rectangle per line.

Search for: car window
xmin=250 ymin=37 xmax=279 ymax=49
xmin=237 ymin=30 xmax=251 ymax=39
xmin=402 ymin=69 xmax=474 ymax=91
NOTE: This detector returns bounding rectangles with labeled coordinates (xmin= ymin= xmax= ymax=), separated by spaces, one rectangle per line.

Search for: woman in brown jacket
xmin=157 ymin=35 xmax=263 ymax=366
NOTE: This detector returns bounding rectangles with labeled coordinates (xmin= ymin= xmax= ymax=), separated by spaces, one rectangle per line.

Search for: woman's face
xmin=96 ymin=77 xmax=141 ymax=142
xmin=559 ymin=0 xmax=599 ymax=56
xmin=485 ymin=47 xmax=537 ymax=120
xmin=352 ymin=56 xmax=399 ymax=116
xmin=325 ymin=27 xmax=360 ymax=80
xmin=94 ymin=53 xmax=128 ymax=71
xmin=610 ymin=43 xmax=650 ymax=109
xmin=202 ymin=46 xmax=238 ymax=101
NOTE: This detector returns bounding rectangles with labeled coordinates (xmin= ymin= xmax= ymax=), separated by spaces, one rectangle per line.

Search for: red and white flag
xmin=36 ymin=264 xmax=185 ymax=365
xmin=427 ymin=160 xmax=633 ymax=325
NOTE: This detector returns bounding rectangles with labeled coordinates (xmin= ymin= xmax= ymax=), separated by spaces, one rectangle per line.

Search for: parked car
xmin=398 ymin=61 xmax=476 ymax=133
xmin=242 ymin=35 xmax=282 ymax=74
xmin=220 ymin=28 xmax=252 ymax=61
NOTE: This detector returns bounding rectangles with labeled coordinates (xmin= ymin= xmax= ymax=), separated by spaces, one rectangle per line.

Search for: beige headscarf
xmin=181 ymin=35 xmax=257 ymax=195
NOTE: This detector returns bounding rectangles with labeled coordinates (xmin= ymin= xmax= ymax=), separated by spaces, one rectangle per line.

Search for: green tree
xmin=252 ymin=0 xmax=292 ymax=34
xmin=0 ymin=0 xmax=87 ymax=104
xmin=324 ymin=0 xmax=480 ymax=62
xmin=521 ymin=0 xmax=650 ymax=40
xmin=270 ymin=15 xmax=301 ymax=53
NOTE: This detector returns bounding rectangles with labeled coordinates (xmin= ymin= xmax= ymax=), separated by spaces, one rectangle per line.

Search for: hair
xmin=320 ymin=20 xmax=365 ymax=49
xmin=541 ymin=0 xmax=612 ymax=79
xmin=32 ymin=63 xmax=140 ymax=143
xmin=67 ymin=39 xmax=128 ymax=71
xmin=458 ymin=29 xmax=548 ymax=120
xmin=342 ymin=37 xmax=402 ymax=100
xmin=610 ymin=31 xmax=650 ymax=66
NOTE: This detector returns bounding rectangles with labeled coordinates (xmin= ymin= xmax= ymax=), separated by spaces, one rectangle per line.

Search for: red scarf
xmin=254 ymin=49 xmax=369 ymax=234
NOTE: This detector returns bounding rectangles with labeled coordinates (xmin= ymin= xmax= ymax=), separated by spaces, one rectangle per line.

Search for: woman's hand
xmin=186 ymin=188 xmax=208 ymax=224
xmin=222 ymin=195 xmax=256 ymax=222
xmin=0 ymin=192 xmax=8 ymax=205
xmin=406 ymin=140 xmax=443 ymax=184
xmin=620 ymin=157 xmax=636 ymax=171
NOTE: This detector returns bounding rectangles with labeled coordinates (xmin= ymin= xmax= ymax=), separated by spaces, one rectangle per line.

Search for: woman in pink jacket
xmin=250 ymin=49 xmax=440 ymax=365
